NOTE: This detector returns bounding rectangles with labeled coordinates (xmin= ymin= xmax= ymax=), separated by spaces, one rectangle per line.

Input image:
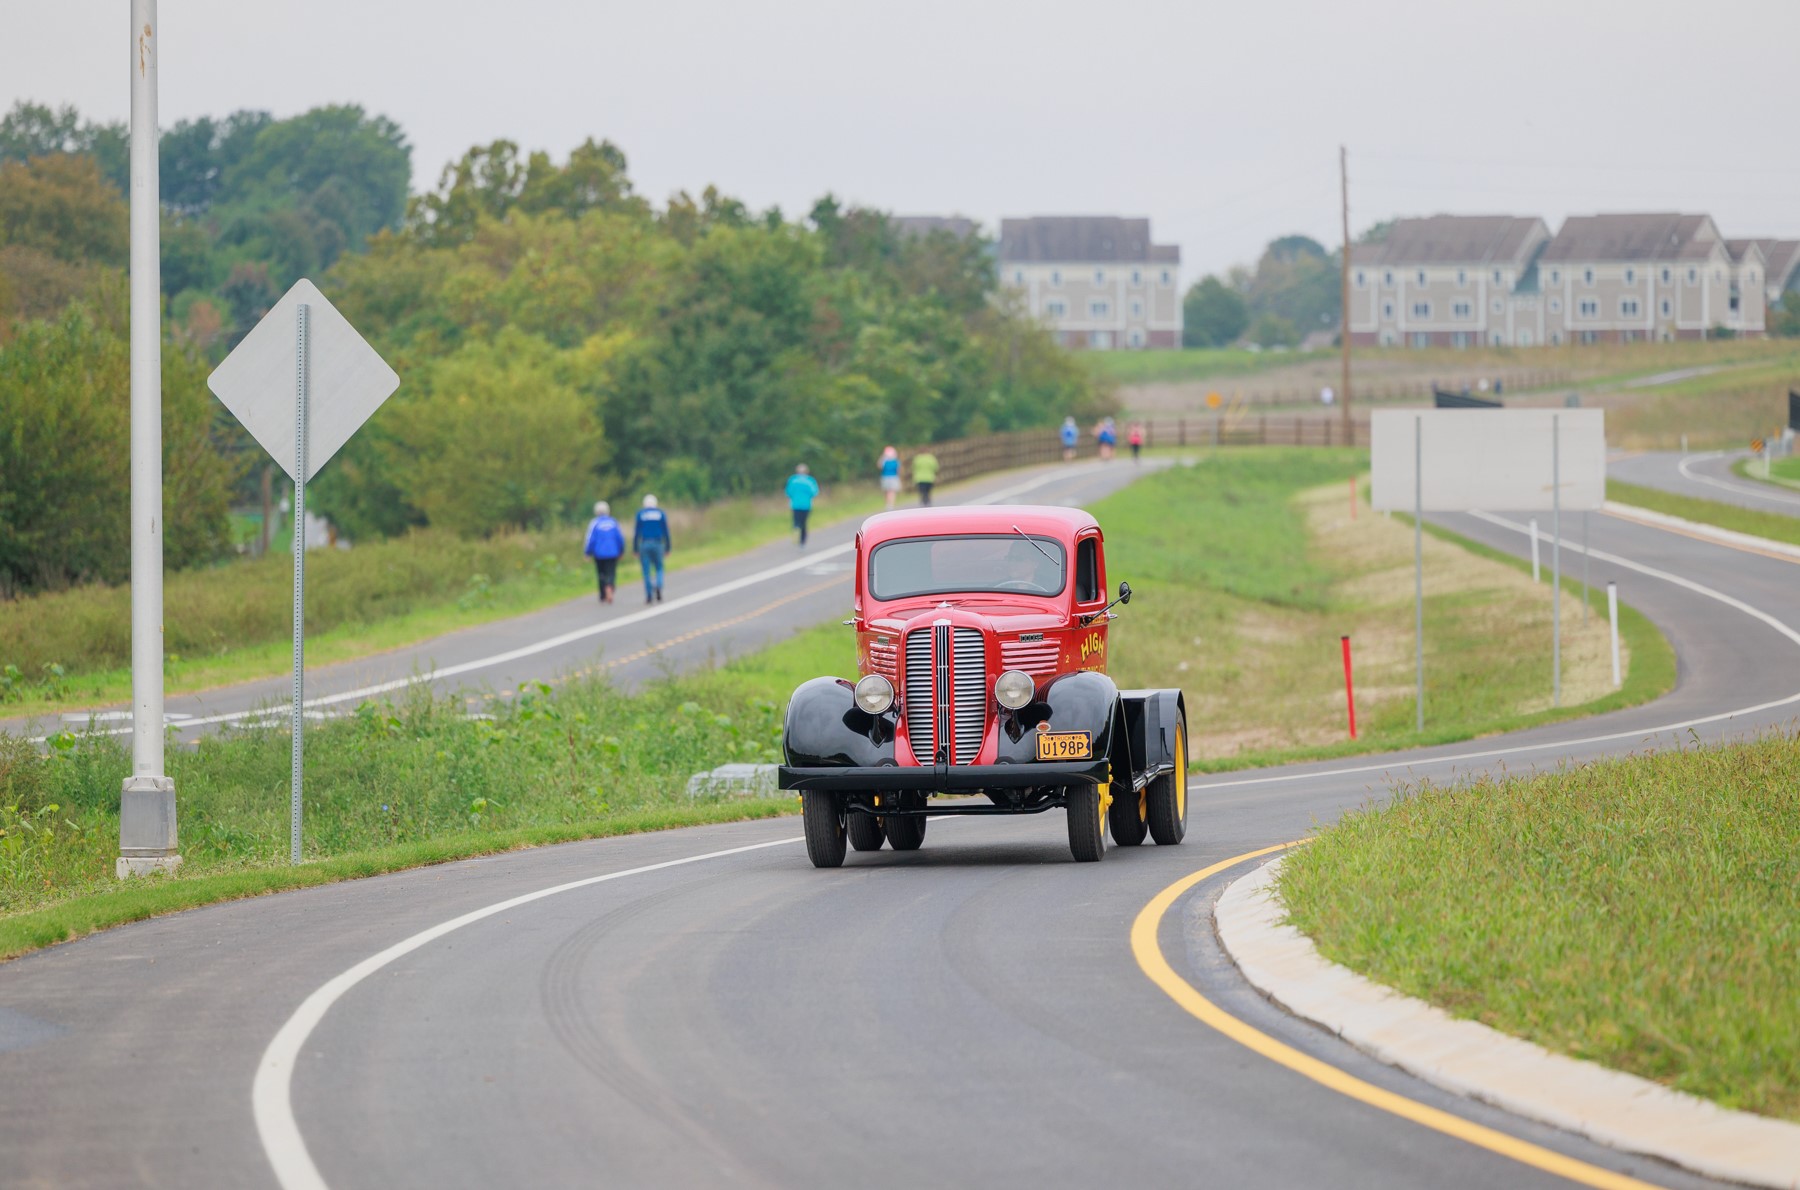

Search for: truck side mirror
xmin=1082 ymin=581 xmax=1131 ymax=625
xmin=1118 ymin=581 xmax=1132 ymax=605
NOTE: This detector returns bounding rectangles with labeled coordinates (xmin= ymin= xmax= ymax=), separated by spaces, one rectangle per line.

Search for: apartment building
xmin=1729 ymin=238 xmax=1800 ymax=305
xmin=1542 ymin=214 xmax=1762 ymax=342
xmin=1348 ymin=216 xmax=1551 ymax=347
xmin=997 ymin=217 xmax=1181 ymax=349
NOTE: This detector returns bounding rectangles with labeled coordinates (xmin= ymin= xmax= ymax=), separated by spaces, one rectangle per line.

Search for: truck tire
xmin=1147 ymin=714 xmax=1188 ymax=846
xmin=885 ymin=793 xmax=928 ymax=851
xmin=846 ymin=803 xmax=886 ymax=852
xmin=1109 ymin=784 xmax=1147 ymax=846
xmin=802 ymin=791 xmax=847 ymax=868
xmin=1066 ymin=784 xmax=1106 ymax=862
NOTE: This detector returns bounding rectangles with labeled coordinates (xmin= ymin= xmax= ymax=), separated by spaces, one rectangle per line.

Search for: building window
xmin=1550 ymin=270 xmax=1560 ymax=285
xmin=1551 ymin=332 xmax=1563 ymax=345
xmin=1051 ymin=270 xmax=1062 ymax=286
xmin=1383 ymin=271 xmax=1394 ymax=287
xmin=1493 ymin=269 xmax=1503 ymax=284
xmin=1410 ymin=331 xmax=1430 ymax=348
xmin=1159 ymin=270 xmax=1172 ymax=285
xmin=1382 ymin=302 xmax=1395 ymax=319
xmin=1583 ymin=268 xmax=1594 ymax=285
xmin=1045 ymin=300 xmax=1067 ymax=317
xmin=1491 ymin=299 xmax=1503 ymax=313
xmin=1089 ymin=330 xmax=1112 ymax=349
xmin=1451 ymin=300 xmax=1473 ymax=320
xmin=1750 ymin=270 xmax=1759 ymax=284
xmin=1660 ymin=299 xmax=1672 ymax=316
xmin=1452 ymin=331 xmax=1471 ymax=347
xmin=1094 ymin=270 xmax=1106 ymax=285
xmin=1013 ymin=270 xmax=1024 ymax=285
xmin=1089 ymin=299 xmax=1111 ymax=317
xmin=1417 ymin=270 xmax=1427 ymax=286
xmin=1550 ymin=298 xmax=1562 ymax=313
xmin=1578 ymin=299 xmax=1598 ymax=318
xmin=1661 ymin=268 xmax=1671 ymax=284
xmin=1580 ymin=330 xmax=1599 ymax=344
xmin=1456 ymin=270 xmax=1467 ymax=287
xmin=1126 ymin=328 xmax=1145 ymax=347
xmin=1130 ymin=269 xmax=1142 ymax=285
xmin=1625 ymin=268 xmax=1636 ymax=284
xmin=1355 ymin=270 xmax=1366 ymax=288
xmin=1687 ymin=268 xmax=1697 ymax=284
xmin=1129 ymin=299 xmax=1143 ymax=317
xmin=1520 ymin=331 xmax=1534 ymax=346
xmin=1411 ymin=301 xmax=1431 ymax=319
xmin=1380 ymin=332 xmax=1397 ymax=346
xmin=1620 ymin=298 xmax=1641 ymax=316
xmin=1491 ymin=332 xmax=1503 ymax=346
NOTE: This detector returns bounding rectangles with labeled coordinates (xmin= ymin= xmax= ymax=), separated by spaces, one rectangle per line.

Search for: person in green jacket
xmin=911 ymin=450 xmax=939 ymax=506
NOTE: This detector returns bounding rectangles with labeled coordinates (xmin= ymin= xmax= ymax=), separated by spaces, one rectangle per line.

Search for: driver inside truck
xmin=1000 ymin=540 xmax=1061 ymax=594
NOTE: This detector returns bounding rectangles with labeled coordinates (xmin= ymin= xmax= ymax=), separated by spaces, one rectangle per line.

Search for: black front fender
xmin=996 ymin=670 xmax=1121 ymax=766
xmin=782 ymin=676 xmax=898 ymax=768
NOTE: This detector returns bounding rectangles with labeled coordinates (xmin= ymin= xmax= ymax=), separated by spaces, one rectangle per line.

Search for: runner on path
xmin=633 ymin=494 xmax=672 ymax=603
xmin=879 ymin=446 xmax=902 ymax=510
xmin=911 ymin=449 xmax=939 ymax=506
xmin=582 ymin=501 xmax=626 ymax=605
xmin=1060 ymin=417 xmax=1079 ymax=461
xmin=786 ymin=464 xmax=820 ymax=547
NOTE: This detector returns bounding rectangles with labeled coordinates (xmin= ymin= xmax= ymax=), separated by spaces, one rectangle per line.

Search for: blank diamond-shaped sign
xmin=207 ymin=278 xmax=399 ymax=483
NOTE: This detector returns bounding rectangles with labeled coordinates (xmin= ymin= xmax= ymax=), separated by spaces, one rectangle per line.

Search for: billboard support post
xmin=1414 ymin=415 xmax=1424 ymax=733
xmin=1552 ymin=414 xmax=1561 ymax=709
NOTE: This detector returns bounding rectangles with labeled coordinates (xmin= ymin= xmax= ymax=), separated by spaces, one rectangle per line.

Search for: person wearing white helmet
xmin=582 ymin=500 xmax=626 ymax=605
xmin=632 ymin=494 xmax=672 ymax=603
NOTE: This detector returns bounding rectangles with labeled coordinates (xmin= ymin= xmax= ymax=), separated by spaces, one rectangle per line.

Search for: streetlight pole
xmin=119 ymin=0 xmax=180 ymax=878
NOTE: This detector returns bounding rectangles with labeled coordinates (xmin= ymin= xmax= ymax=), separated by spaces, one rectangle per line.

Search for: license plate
xmin=1036 ymin=731 xmax=1091 ymax=761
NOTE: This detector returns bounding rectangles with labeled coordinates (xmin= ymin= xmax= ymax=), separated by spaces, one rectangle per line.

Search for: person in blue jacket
xmin=633 ymin=494 xmax=672 ymax=603
xmin=785 ymin=463 xmax=820 ymax=547
xmin=1060 ymin=416 xmax=1079 ymax=461
xmin=582 ymin=500 xmax=626 ymax=605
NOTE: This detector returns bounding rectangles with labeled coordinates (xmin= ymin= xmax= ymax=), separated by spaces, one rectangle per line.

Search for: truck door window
xmin=1075 ymin=538 xmax=1099 ymax=603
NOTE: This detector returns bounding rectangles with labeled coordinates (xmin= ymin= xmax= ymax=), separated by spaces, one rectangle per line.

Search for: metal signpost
xmin=209 ymin=280 xmax=398 ymax=862
xmin=1372 ymin=409 xmax=1606 ymax=729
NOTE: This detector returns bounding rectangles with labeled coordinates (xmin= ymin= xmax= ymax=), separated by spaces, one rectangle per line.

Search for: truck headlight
xmin=994 ymin=669 xmax=1034 ymax=710
xmin=854 ymin=673 xmax=894 ymax=714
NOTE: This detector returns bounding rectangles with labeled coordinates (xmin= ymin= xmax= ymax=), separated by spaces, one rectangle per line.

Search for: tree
xmin=1249 ymin=312 xmax=1300 ymax=348
xmin=1183 ymin=276 xmax=1249 ymax=347
xmin=1769 ymin=291 xmax=1800 ymax=338
xmin=0 ymin=153 xmax=128 ymax=266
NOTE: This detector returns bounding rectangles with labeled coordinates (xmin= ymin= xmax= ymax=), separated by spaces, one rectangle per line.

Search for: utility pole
xmin=120 ymin=0 xmax=181 ymax=877
xmin=1339 ymin=145 xmax=1353 ymax=443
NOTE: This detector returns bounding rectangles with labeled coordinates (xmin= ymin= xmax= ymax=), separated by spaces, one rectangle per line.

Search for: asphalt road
xmin=4 ymin=460 xmax=1160 ymax=746
xmin=1611 ymin=448 xmax=1800 ymax=517
xmin=3 ymin=474 xmax=1796 ymax=1189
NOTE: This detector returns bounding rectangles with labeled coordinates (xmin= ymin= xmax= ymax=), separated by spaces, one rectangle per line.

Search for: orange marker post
xmin=1340 ymin=635 xmax=1357 ymax=740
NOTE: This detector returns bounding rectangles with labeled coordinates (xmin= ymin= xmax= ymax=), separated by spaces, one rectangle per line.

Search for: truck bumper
xmin=778 ymin=759 xmax=1110 ymax=794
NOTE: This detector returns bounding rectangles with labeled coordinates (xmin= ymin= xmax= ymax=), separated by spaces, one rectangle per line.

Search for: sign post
xmin=210 ymin=280 xmax=397 ymax=862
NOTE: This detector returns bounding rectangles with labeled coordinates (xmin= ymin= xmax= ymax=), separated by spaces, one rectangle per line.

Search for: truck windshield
xmin=869 ymin=534 xmax=1066 ymax=601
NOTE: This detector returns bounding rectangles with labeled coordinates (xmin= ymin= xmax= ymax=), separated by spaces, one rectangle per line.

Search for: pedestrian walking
xmin=1095 ymin=417 xmax=1117 ymax=461
xmin=633 ymin=494 xmax=671 ymax=603
xmin=786 ymin=463 xmax=820 ymax=547
xmin=582 ymin=500 xmax=626 ymax=605
xmin=1127 ymin=421 xmax=1145 ymax=463
xmin=1060 ymin=416 xmax=1079 ymax=462
xmin=879 ymin=445 xmax=902 ymax=510
xmin=911 ymin=448 xmax=939 ymax=506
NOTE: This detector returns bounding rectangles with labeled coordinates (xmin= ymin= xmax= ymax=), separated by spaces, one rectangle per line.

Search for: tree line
xmin=0 ymin=101 xmax=1106 ymax=596
xmin=1181 ymin=234 xmax=1346 ymax=350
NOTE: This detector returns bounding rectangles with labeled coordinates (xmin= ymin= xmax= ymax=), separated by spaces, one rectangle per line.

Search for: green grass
xmin=0 ymin=484 xmax=888 ymax=718
xmin=1608 ymin=479 xmax=1800 ymax=549
xmin=1278 ymin=732 xmax=1800 ymax=1122
xmin=1085 ymin=347 xmax=1332 ymax=385
xmin=1731 ymin=455 xmax=1800 ymax=491
xmin=1774 ymin=456 xmax=1800 ymax=483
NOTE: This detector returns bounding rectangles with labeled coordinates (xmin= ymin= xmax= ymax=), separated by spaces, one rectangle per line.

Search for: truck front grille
xmin=903 ymin=623 xmax=987 ymax=763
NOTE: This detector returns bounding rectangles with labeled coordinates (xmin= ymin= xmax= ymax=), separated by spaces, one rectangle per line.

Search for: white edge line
xmin=1676 ymin=450 xmax=1800 ymax=509
xmin=1195 ymin=508 xmax=1800 ymax=790
xmin=252 ymin=834 xmax=803 ymax=1190
xmin=31 ymin=466 xmax=1094 ymax=744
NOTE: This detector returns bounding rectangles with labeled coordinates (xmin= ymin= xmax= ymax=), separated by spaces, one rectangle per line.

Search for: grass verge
xmin=0 ymin=484 xmax=888 ymax=719
xmin=1608 ymin=479 xmax=1800 ymax=550
xmin=1731 ymin=456 xmax=1800 ymax=490
xmin=1277 ymin=731 xmax=1800 ymax=1122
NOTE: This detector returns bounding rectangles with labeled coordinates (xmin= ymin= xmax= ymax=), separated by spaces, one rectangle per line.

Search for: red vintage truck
xmin=778 ymin=505 xmax=1188 ymax=866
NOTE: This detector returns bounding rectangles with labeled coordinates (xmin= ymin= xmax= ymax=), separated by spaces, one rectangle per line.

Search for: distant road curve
xmin=1609 ymin=449 xmax=1800 ymax=517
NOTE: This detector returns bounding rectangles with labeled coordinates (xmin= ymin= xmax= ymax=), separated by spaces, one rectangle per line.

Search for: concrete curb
xmin=1605 ymin=500 xmax=1800 ymax=562
xmin=1215 ymin=857 xmax=1800 ymax=1189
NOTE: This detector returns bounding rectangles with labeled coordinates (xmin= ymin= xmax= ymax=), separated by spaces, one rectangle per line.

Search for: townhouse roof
xmin=890 ymin=215 xmax=980 ymax=240
xmin=998 ymin=216 xmax=1180 ymax=265
xmin=1349 ymin=215 xmax=1548 ymax=267
xmin=1540 ymin=213 xmax=1722 ymax=263
xmin=1729 ymin=238 xmax=1800 ymax=287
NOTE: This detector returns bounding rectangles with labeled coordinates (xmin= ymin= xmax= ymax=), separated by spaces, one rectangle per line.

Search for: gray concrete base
xmin=1216 ymin=857 xmax=1800 ymax=1189
xmin=116 ymin=854 xmax=183 ymax=879
xmin=685 ymin=763 xmax=781 ymax=798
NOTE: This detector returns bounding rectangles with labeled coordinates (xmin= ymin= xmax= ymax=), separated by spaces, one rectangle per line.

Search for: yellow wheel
xmin=1147 ymin=715 xmax=1188 ymax=846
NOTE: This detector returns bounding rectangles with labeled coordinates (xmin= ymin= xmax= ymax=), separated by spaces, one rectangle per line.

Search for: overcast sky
xmin=12 ymin=0 xmax=1800 ymax=279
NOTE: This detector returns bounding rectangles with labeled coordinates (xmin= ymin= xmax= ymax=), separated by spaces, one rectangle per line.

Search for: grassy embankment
xmin=1096 ymin=453 xmax=1671 ymax=768
xmin=0 ymin=449 xmax=1672 ymax=958
xmin=1607 ymin=479 xmax=1800 ymax=550
xmin=1279 ymin=733 xmax=1800 ymax=1122
xmin=1731 ymin=455 xmax=1800 ymax=490
xmin=0 ymin=484 xmax=888 ymax=717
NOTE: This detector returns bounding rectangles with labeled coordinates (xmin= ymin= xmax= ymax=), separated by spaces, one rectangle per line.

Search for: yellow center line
xmin=1130 ymin=844 xmax=1666 ymax=1190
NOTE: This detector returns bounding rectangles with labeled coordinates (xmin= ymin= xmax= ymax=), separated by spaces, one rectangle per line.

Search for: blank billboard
xmin=1370 ymin=409 xmax=1606 ymax=512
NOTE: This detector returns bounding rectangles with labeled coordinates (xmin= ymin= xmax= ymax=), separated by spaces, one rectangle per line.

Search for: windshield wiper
xmin=1011 ymin=525 xmax=1058 ymax=565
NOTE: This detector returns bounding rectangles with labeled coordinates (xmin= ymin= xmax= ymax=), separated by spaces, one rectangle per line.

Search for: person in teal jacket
xmin=785 ymin=464 xmax=820 ymax=547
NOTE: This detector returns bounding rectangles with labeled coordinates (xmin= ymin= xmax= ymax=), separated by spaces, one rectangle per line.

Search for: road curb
xmin=1215 ymin=857 xmax=1800 ymax=1189
xmin=1605 ymin=500 xmax=1800 ymax=562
